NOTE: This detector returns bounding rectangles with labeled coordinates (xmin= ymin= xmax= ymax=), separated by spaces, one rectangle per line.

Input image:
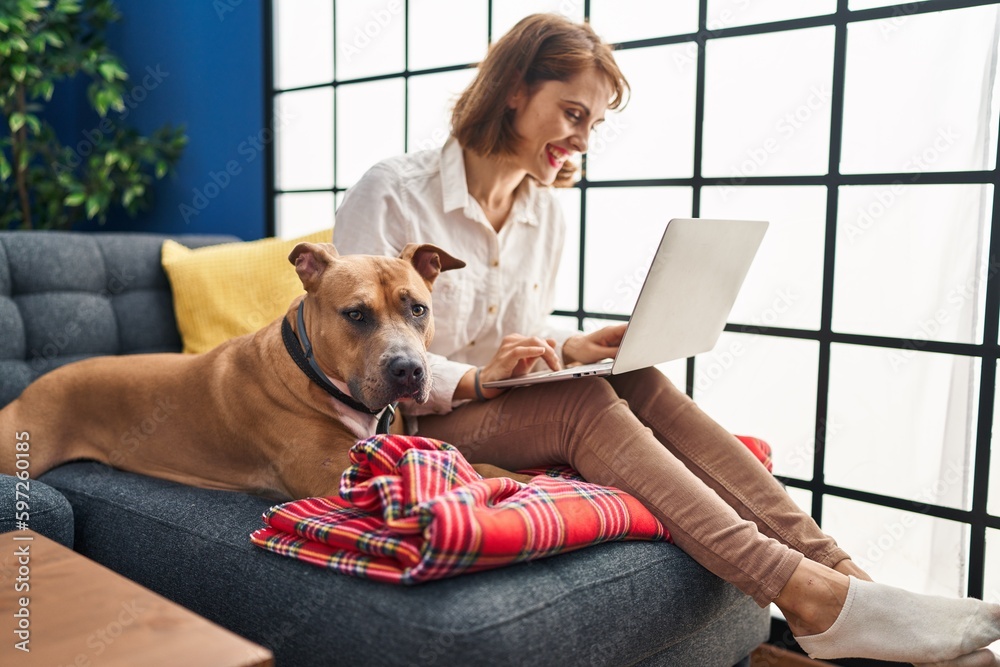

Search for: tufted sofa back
xmin=0 ymin=232 xmax=236 ymax=408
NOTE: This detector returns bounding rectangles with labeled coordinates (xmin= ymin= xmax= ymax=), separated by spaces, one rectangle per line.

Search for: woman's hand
xmin=457 ymin=334 xmax=561 ymax=401
xmin=562 ymin=324 xmax=627 ymax=366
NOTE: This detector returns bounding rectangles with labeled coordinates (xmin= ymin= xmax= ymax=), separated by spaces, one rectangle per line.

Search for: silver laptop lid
xmin=611 ymin=218 xmax=768 ymax=375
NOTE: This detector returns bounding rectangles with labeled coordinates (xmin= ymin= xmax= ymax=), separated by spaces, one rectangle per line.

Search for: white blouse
xmin=333 ymin=136 xmax=577 ymax=416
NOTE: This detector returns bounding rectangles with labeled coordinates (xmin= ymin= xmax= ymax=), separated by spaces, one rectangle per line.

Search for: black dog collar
xmin=281 ymin=301 xmax=396 ymax=435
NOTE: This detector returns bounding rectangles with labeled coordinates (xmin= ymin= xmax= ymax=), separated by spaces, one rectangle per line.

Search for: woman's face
xmin=508 ymin=67 xmax=612 ymax=185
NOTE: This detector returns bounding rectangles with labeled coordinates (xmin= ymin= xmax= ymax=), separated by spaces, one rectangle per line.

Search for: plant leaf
xmin=99 ymin=59 xmax=127 ymax=81
xmin=98 ymin=61 xmax=117 ymax=81
xmin=64 ymin=192 xmax=86 ymax=206
xmin=94 ymin=90 xmax=109 ymax=116
xmin=43 ymin=31 xmax=63 ymax=48
xmin=9 ymin=113 xmax=25 ymax=133
xmin=85 ymin=196 xmax=100 ymax=220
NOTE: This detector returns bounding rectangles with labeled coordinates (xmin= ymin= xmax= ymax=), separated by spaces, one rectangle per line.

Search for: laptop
xmin=482 ymin=218 xmax=769 ymax=389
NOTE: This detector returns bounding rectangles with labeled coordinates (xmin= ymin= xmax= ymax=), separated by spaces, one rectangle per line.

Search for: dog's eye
xmin=411 ymin=304 xmax=427 ymax=317
xmin=347 ymin=310 xmax=364 ymax=322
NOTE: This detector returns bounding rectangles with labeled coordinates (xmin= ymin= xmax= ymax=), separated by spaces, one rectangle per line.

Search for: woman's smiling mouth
xmin=546 ymin=144 xmax=569 ymax=168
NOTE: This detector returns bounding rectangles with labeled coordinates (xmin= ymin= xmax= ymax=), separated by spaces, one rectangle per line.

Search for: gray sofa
xmin=0 ymin=231 xmax=769 ymax=666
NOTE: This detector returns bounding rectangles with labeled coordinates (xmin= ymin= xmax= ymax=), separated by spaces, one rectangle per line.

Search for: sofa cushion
xmin=0 ymin=297 xmax=23 ymax=360
xmin=160 ymin=230 xmax=330 ymax=354
xmin=17 ymin=292 xmax=119 ymax=357
xmin=0 ymin=474 xmax=74 ymax=548
xmin=1 ymin=231 xmax=772 ymax=666
xmin=41 ymin=461 xmax=769 ymax=667
xmin=0 ymin=232 xmax=237 ymax=408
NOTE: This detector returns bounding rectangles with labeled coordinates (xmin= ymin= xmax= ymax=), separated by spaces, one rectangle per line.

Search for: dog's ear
xmin=399 ymin=244 xmax=466 ymax=287
xmin=289 ymin=242 xmax=340 ymax=291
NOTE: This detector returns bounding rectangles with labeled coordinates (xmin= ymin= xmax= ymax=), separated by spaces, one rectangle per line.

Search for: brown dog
xmin=0 ymin=242 xmax=519 ymax=500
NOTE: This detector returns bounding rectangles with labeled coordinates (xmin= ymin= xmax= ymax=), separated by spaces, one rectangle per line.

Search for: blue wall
xmin=56 ymin=0 xmax=267 ymax=239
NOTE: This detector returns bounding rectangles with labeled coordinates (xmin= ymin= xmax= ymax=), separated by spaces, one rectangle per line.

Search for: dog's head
xmin=288 ymin=242 xmax=465 ymax=410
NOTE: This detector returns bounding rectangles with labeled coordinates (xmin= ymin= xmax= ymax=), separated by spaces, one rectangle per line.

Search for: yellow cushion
xmin=162 ymin=231 xmax=331 ymax=354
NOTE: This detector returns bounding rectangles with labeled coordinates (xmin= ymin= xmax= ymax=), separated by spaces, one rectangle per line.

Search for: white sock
xmin=917 ymin=647 xmax=999 ymax=667
xmin=794 ymin=577 xmax=1000 ymax=663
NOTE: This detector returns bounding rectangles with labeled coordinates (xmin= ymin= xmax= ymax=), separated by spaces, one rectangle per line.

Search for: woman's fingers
xmin=508 ymin=343 xmax=560 ymax=374
xmin=562 ymin=325 xmax=628 ymax=366
xmin=605 ymin=324 xmax=627 ymax=345
xmin=592 ymin=323 xmax=626 ymax=347
xmin=580 ymin=325 xmax=626 ymax=362
xmin=494 ymin=335 xmax=561 ymax=375
xmin=540 ymin=340 xmax=562 ymax=371
xmin=475 ymin=335 xmax=564 ymax=400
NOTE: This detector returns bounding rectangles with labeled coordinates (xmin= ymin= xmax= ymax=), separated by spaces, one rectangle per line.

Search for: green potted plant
xmin=0 ymin=0 xmax=186 ymax=230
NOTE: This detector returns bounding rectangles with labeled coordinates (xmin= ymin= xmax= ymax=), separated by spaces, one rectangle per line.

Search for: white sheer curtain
xmin=693 ymin=6 xmax=1000 ymax=598
xmin=824 ymin=6 xmax=998 ymax=597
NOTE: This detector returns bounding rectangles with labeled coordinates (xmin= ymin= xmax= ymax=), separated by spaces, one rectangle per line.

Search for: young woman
xmin=333 ymin=14 xmax=1000 ymax=666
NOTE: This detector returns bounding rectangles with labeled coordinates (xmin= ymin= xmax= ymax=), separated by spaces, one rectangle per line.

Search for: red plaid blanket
xmin=250 ymin=434 xmax=771 ymax=584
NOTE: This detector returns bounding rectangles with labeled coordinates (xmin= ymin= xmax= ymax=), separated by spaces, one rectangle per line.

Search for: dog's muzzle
xmin=384 ymin=354 xmax=429 ymax=402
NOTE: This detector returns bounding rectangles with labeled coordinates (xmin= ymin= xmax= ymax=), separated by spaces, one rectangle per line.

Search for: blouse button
xmin=488 ymin=305 xmax=497 ymax=314
xmin=492 ymin=259 xmax=500 ymax=268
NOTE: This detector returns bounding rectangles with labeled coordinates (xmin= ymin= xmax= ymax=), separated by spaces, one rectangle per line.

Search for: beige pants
xmin=416 ymin=368 xmax=851 ymax=606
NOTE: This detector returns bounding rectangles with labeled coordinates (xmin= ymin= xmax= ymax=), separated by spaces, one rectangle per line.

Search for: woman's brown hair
xmin=451 ymin=13 xmax=629 ymax=187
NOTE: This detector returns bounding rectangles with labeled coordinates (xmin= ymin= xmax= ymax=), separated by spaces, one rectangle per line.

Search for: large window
xmin=267 ymin=0 xmax=1000 ymax=607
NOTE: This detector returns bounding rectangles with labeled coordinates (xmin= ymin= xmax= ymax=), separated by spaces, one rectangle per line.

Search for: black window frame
xmin=263 ymin=0 xmax=1000 ymax=615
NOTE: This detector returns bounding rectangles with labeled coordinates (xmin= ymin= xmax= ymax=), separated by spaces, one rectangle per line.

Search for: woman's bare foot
xmin=833 ymin=558 xmax=873 ymax=582
xmin=774 ymin=558 xmax=872 ymax=636
xmin=774 ymin=559 xmax=850 ymax=637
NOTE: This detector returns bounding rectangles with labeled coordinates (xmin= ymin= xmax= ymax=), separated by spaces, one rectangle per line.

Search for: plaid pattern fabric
xmin=251 ymin=433 xmax=772 ymax=584
xmin=735 ymin=435 xmax=773 ymax=473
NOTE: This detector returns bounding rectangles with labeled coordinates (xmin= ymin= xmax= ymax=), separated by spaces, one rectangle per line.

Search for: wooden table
xmin=0 ymin=530 xmax=273 ymax=666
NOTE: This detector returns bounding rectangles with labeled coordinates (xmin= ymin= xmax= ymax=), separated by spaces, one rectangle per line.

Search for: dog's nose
xmin=388 ymin=356 xmax=425 ymax=385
